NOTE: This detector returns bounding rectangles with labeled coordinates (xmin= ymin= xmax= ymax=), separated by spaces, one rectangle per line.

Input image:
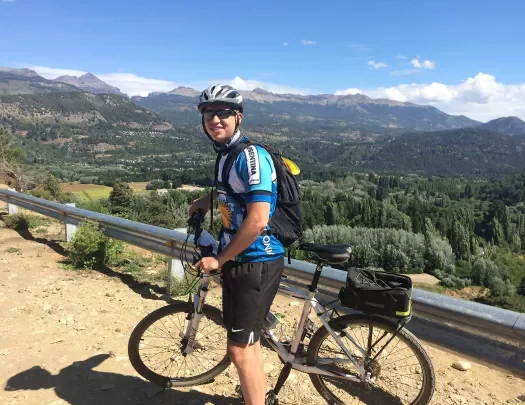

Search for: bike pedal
xmin=265 ymin=390 xmax=279 ymax=405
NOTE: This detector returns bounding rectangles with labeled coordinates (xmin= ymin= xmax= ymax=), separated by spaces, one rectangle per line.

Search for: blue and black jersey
xmin=217 ymin=138 xmax=284 ymax=262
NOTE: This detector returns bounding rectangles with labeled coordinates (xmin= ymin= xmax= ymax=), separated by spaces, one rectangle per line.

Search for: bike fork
xmin=182 ymin=277 xmax=210 ymax=355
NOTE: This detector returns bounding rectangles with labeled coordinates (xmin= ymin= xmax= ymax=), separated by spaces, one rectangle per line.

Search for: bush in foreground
xmin=66 ymin=221 xmax=124 ymax=269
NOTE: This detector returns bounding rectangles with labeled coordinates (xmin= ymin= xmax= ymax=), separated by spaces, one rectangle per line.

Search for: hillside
xmin=0 ymin=92 xmax=183 ymax=163
xmin=479 ymin=116 xmax=525 ymax=137
xmin=133 ymin=88 xmax=480 ymax=136
xmin=360 ymin=128 xmax=525 ymax=176
xmin=0 ymin=68 xmax=82 ymax=95
xmin=0 ymin=92 xmax=171 ymax=130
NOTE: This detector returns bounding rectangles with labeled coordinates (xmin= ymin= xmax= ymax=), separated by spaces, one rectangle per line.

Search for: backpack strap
xmin=221 ymin=139 xmax=253 ymax=207
xmin=210 ymin=153 xmax=223 ymax=229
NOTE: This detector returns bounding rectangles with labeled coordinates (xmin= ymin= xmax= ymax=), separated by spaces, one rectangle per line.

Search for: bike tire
xmin=128 ymin=301 xmax=231 ymax=387
xmin=306 ymin=314 xmax=435 ymax=405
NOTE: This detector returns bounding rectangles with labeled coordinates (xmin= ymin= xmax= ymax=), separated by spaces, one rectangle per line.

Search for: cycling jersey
xmin=217 ymin=136 xmax=284 ymax=262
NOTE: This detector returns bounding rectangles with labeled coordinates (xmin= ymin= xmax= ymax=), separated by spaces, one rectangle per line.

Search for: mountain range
xmin=0 ymin=68 xmax=82 ymax=95
xmin=2 ymin=67 xmax=525 ymax=177
xmin=133 ymin=87 xmax=480 ymax=135
xmin=4 ymin=67 xmax=525 ymax=137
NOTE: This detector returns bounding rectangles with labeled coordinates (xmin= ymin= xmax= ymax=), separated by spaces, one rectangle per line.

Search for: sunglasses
xmin=202 ymin=109 xmax=237 ymax=120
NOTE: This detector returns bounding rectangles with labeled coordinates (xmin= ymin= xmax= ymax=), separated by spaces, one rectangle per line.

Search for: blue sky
xmin=1 ymin=0 xmax=525 ymax=121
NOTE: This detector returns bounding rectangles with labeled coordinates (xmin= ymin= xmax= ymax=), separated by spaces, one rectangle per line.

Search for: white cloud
xmin=410 ymin=58 xmax=436 ymax=69
xmin=335 ymin=88 xmax=362 ymax=96
xmin=335 ymin=73 xmax=525 ymax=121
xmin=283 ymin=42 xmax=288 ymax=46
xmin=301 ymin=40 xmax=316 ymax=45
xmin=389 ymin=69 xmax=420 ymax=76
xmin=368 ymin=60 xmax=388 ymax=69
xmin=396 ymin=55 xmax=407 ymax=60
xmin=203 ymin=77 xmax=311 ymax=95
xmin=26 ymin=65 xmax=87 ymax=79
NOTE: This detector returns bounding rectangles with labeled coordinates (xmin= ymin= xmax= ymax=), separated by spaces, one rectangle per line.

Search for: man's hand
xmin=189 ymin=196 xmax=210 ymax=218
xmin=194 ymin=256 xmax=221 ymax=273
xmin=188 ymin=190 xmax=217 ymax=218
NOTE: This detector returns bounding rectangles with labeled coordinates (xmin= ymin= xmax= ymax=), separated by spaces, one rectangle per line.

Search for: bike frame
xmin=182 ymin=269 xmax=370 ymax=383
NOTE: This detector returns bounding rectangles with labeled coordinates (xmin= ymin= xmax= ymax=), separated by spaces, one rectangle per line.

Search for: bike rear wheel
xmin=128 ymin=301 xmax=230 ymax=387
xmin=306 ymin=314 xmax=435 ymax=405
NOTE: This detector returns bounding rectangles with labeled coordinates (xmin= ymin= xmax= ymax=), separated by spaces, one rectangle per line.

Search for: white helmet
xmin=198 ymin=84 xmax=243 ymax=113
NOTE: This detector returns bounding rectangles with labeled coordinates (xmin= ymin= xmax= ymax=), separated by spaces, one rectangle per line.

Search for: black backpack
xmin=214 ymin=140 xmax=303 ymax=248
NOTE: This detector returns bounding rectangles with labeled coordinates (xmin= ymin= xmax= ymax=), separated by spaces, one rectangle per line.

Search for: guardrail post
xmin=64 ymin=203 xmax=77 ymax=242
xmin=167 ymin=257 xmax=184 ymax=295
xmin=7 ymin=188 xmax=18 ymax=215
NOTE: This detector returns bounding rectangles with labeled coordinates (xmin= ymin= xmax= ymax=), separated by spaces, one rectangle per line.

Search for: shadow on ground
xmin=5 ymin=354 xmax=241 ymax=405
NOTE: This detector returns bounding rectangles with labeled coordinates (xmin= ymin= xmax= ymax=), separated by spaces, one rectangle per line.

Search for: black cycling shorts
xmin=222 ymin=256 xmax=284 ymax=345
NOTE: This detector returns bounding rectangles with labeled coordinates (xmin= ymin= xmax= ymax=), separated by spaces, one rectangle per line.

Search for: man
xmin=190 ymin=84 xmax=284 ymax=405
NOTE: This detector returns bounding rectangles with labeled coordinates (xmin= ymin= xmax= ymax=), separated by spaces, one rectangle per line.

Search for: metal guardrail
xmin=1 ymin=188 xmax=524 ymax=347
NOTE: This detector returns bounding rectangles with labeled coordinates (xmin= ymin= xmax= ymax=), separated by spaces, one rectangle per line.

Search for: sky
xmin=1 ymin=0 xmax=525 ymax=122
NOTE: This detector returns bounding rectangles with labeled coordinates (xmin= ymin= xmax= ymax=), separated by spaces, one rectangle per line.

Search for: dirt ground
xmin=0 ymin=212 xmax=524 ymax=405
xmin=405 ymin=273 xmax=440 ymax=285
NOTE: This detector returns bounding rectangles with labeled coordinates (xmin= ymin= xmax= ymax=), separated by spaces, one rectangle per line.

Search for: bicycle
xmin=128 ymin=210 xmax=436 ymax=405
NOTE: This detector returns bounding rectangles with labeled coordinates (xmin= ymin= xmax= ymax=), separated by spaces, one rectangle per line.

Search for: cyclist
xmin=190 ymin=84 xmax=284 ymax=405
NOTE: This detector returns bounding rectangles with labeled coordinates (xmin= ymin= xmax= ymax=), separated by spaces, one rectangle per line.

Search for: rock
xmin=452 ymin=361 xmax=471 ymax=371
xmin=115 ymin=328 xmax=121 ymax=333
xmin=51 ymin=339 xmax=64 ymax=344
xmin=43 ymin=303 xmax=52 ymax=312
xmin=100 ymin=384 xmax=114 ymax=391
xmin=59 ymin=318 xmax=67 ymax=324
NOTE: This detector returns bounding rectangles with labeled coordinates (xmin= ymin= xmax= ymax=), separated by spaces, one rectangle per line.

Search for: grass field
xmin=60 ymin=182 xmax=149 ymax=200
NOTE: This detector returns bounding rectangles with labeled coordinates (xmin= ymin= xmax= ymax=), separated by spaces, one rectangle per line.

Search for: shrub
xmin=488 ymin=277 xmax=506 ymax=297
xmin=66 ymin=221 xmax=124 ymax=269
xmin=3 ymin=213 xmax=50 ymax=231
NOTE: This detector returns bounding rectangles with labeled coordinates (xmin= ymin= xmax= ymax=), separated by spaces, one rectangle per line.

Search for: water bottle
xmin=264 ymin=310 xmax=279 ymax=330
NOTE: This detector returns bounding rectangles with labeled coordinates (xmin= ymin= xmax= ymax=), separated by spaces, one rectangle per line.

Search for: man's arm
xmin=216 ymin=201 xmax=270 ymax=267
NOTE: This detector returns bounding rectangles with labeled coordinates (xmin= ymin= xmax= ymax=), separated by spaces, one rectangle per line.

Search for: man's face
xmin=202 ymin=103 xmax=242 ymax=143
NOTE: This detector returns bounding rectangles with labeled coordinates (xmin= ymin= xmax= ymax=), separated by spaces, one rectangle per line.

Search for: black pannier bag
xmin=339 ymin=269 xmax=413 ymax=319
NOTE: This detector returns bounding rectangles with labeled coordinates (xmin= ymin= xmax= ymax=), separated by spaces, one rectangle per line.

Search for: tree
xmin=109 ymin=180 xmax=134 ymax=216
xmin=0 ymin=128 xmax=25 ymax=191
xmin=491 ymin=217 xmax=505 ymax=246
xmin=464 ymin=184 xmax=473 ymax=199
xmin=448 ymin=220 xmax=471 ymax=260
xmin=146 ymin=179 xmax=166 ymax=190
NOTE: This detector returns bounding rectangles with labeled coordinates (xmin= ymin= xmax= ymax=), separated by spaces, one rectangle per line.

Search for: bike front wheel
xmin=128 ymin=301 xmax=231 ymax=387
xmin=306 ymin=314 xmax=435 ymax=405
